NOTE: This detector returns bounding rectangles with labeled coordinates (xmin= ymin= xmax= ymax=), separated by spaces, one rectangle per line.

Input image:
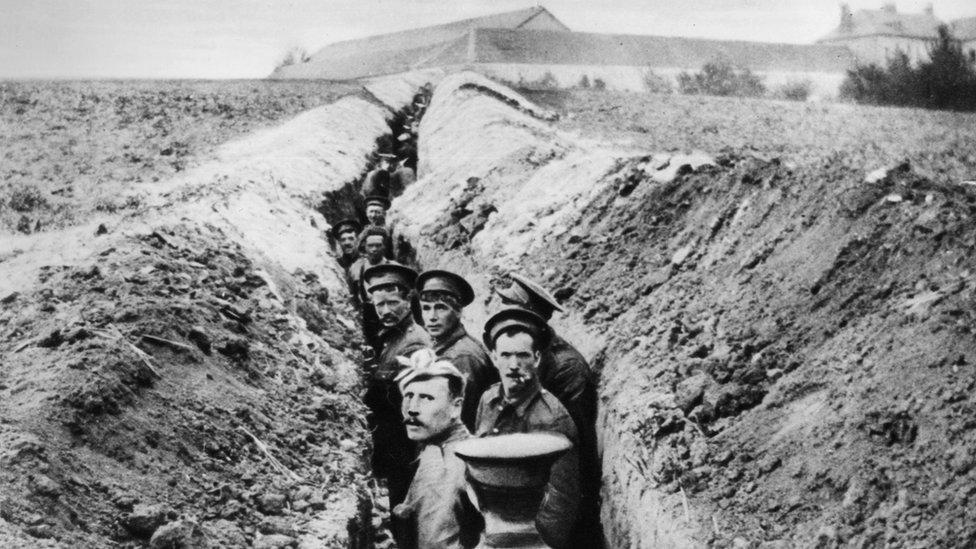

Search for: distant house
xmin=273 ymin=5 xmax=976 ymax=98
xmin=817 ymin=3 xmax=976 ymax=65
xmin=952 ymin=17 xmax=976 ymax=62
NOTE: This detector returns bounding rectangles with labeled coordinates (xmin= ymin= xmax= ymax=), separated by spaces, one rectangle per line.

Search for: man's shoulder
xmin=529 ymin=389 xmax=577 ymax=437
xmin=444 ymin=333 xmax=490 ymax=362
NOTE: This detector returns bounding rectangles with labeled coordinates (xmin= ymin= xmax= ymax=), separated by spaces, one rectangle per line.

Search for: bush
xmin=642 ymin=69 xmax=673 ymax=94
xmin=577 ymin=75 xmax=591 ymax=89
xmin=678 ymin=59 xmax=766 ymax=97
xmin=592 ymin=78 xmax=607 ymax=90
xmin=7 ymin=185 xmax=47 ymax=212
xmin=517 ymin=71 xmax=559 ymax=91
xmin=775 ymin=79 xmax=812 ymax=101
xmin=840 ymin=26 xmax=976 ymax=111
xmin=274 ymin=47 xmax=311 ymax=70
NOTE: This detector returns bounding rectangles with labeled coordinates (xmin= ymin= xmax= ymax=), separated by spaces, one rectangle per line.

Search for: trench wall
xmin=392 ymin=72 xmax=707 ymax=547
xmin=0 ymin=72 xmax=437 ymax=547
xmin=393 ymin=71 xmax=976 ymax=548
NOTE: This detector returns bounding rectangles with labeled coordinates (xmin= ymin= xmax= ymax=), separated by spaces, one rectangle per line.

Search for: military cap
xmin=482 ymin=307 xmax=552 ymax=350
xmin=394 ymin=348 xmax=467 ymax=394
xmin=496 ymin=273 xmax=564 ymax=320
xmin=417 ymin=269 xmax=475 ymax=307
xmin=363 ymin=262 xmax=418 ymax=294
xmin=454 ymin=432 xmax=572 ymax=488
xmin=361 ymin=169 xmax=391 ymax=208
xmin=329 ymin=218 xmax=361 ymax=238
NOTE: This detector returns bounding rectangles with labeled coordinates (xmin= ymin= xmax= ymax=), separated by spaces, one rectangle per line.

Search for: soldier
xmin=393 ymin=350 xmax=484 ymax=549
xmin=348 ymin=226 xmax=391 ymax=347
xmin=361 ymin=263 xmax=432 ymax=547
xmin=329 ymin=218 xmax=361 ymax=272
xmin=493 ymin=273 xmax=603 ymax=547
xmin=475 ymin=308 xmax=579 ymax=549
xmin=416 ymin=270 xmax=497 ymax=430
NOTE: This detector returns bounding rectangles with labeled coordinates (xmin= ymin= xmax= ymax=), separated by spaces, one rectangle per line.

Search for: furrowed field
xmin=525 ymin=89 xmax=976 ymax=183
xmin=0 ymin=80 xmax=358 ymax=235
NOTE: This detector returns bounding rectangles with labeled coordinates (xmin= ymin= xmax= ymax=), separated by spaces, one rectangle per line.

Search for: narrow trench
xmin=317 ymin=86 xmax=431 ymax=549
xmin=320 ymin=84 xmax=607 ymax=548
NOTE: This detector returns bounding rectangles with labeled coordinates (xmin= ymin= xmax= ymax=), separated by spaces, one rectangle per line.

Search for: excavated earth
xmin=4 ymin=69 xmax=976 ymax=549
xmin=390 ymin=74 xmax=976 ymax=548
xmin=0 ymin=71 xmax=439 ymax=548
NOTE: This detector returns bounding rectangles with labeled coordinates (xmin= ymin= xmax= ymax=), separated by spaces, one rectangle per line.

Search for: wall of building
xmin=472 ymin=63 xmax=848 ymax=100
xmin=826 ymin=35 xmax=933 ymax=65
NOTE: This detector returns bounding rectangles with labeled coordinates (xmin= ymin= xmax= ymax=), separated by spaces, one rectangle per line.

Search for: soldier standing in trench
xmin=329 ymin=218 xmax=361 ymax=273
xmin=416 ymin=269 xmax=498 ymax=430
xmin=493 ymin=273 xmax=603 ymax=547
xmin=475 ymin=308 xmax=580 ymax=549
xmin=348 ymin=226 xmax=391 ymax=349
xmin=392 ymin=349 xmax=484 ymax=549
xmin=361 ymin=263 xmax=431 ymax=548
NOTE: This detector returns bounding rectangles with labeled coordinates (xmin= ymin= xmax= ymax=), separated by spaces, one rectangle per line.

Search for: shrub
xmin=274 ymin=47 xmax=311 ymax=70
xmin=577 ymin=75 xmax=591 ymax=89
xmin=642 ymin=69 xmax=673 ymax=94
xmin=592 ymin=77 xmax=607 ymax=90
xmin=7 ymin=184 xmax=47 ymax=212
xmin=517 ymin=71 xmax=559 ymax=91
xmin=776 ymin=79 xmax=812 ymax=101
xmin=840 ymin=26 xmax=976 ymax=111
xmin=678 ymin=59 xmax=766 ymax=97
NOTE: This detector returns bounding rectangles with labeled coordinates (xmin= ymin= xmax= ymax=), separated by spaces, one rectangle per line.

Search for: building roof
xmin=819 ymin=5 xmax=943 ymax=42
xmin=466 ymin=28 xmax=856 ymax=73
xmin=271 ymin=6 xmax=568 ymax=79
xmin=951 ymin=17 xmax=976 ymax=40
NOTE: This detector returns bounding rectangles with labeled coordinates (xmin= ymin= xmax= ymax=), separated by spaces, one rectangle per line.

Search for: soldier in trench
xmin=391 ymin=349 xmax=484 ymax=549
xmin=361 ymin=263 xmax=432 ymax=547
xmin=493 ymin=273 xmax=603 ymax=546
xmin=416 ymin=269 xmax=498 ymax=430
xmin=475 ymin=308 xmax=580 ymax=549
xmin=328 ymin=218 xmax=361 ymax=273
xmin=348 ymin=225 xmax=391 ymax=349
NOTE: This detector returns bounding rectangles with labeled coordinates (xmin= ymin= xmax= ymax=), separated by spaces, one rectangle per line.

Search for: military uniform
xmin=418 ymin=269 xmax=498 ymax=430
xmin=361 ymin=265 xmax=432 ymax=520
xmin=495 ymin=274 xmax=603 ymax=547
xmin=433 ymin=324 xmax=497 ymax=430
xmin=393 ymin=423 xmax=483 ymax=549
xmin=348 ymin=256 xmax=389 ymax=349
xmin=474 ymin=383 xmax=580 ymax=549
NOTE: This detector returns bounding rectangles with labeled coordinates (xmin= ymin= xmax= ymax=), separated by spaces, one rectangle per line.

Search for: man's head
xmin=492 ymin=273 xmax=564 ymax=321
xmin=397 ymin=350 xmax=465 ymax=442
xmin=364 ymin=263 xmax=417 ymax=328
xmin=360 ymin=225 xmax=389 ymax=264
xmin=417 ymin=270 xmax=475 ymax=340
xmin=331 ymin=219 xmax=361 ymax=256
xmin=365 ymin=199 xmax=388 ymax=227
xmin=483 ymin=308 xmax=552 ymax=397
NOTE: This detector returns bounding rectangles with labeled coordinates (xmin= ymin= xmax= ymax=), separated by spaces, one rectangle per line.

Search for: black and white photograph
xmin=2 ymin=1 xmax=976 ymax=547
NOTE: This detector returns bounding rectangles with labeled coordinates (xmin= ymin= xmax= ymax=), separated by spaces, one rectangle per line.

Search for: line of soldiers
xmin=328 ymin=199 xmax=600 ymax=549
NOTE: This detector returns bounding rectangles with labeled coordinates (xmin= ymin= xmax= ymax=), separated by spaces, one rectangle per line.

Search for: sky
xmin=1 ymin=0 xmax=974 ymax=79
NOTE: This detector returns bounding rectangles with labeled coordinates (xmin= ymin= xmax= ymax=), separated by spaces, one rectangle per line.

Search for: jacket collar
xmin=487 ymin=381 xmax=543 ymax=419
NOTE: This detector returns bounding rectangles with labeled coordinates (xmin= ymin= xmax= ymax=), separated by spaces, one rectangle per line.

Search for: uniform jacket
xmin=433 ymin=323 xmax=498 ymax=430
xmin=394 ymin=423 xmax=483 ymax=549
xmin=474 ymin=383 xmax=580 ymax=549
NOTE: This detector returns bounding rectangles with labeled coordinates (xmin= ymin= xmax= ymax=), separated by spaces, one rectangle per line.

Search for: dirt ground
xmin=0 ymin=80 xmax=359 ymax=235
xmin=5 ymin=71 xmax=976 ymax=548
xmin=392 ymin=74 xmax=976 ymax=547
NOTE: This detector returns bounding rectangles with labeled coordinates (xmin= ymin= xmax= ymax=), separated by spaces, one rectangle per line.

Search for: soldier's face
xmin=420 ymin=300 xmax=461 ymax=339
xmin=492 ymin=331 xmax=540 ymax=396
xmin=401 ymin=377 xmax=461 ymax=442
xmin=338 ymin=230 xmax=357 ymax=255
xmin=364 ymin=235 xmax=386 ymax=262
xmin=366 ymin=204 xmax=386 ymax=226
xmin=372 ymin=288 xmax=410 ymax=327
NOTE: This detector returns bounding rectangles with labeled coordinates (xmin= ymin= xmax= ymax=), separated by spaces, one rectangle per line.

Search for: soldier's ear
xmin=450 ymin=397 xmax=463 ymax=419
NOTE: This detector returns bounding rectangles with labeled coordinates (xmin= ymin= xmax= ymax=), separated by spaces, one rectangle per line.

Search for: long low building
xmin=268 ymin=6 xmax=856 ymax=98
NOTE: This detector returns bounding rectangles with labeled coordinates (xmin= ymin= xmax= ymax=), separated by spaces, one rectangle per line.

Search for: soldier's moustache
xmin=404 ymin=417 xmax=424 ymax=427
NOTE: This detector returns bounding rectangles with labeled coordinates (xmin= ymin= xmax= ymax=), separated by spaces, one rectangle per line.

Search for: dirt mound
xmin=391 ymin=72 xmax=976 ymax=547
xmin=0 ymin=72 xmax=435 ymax=547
